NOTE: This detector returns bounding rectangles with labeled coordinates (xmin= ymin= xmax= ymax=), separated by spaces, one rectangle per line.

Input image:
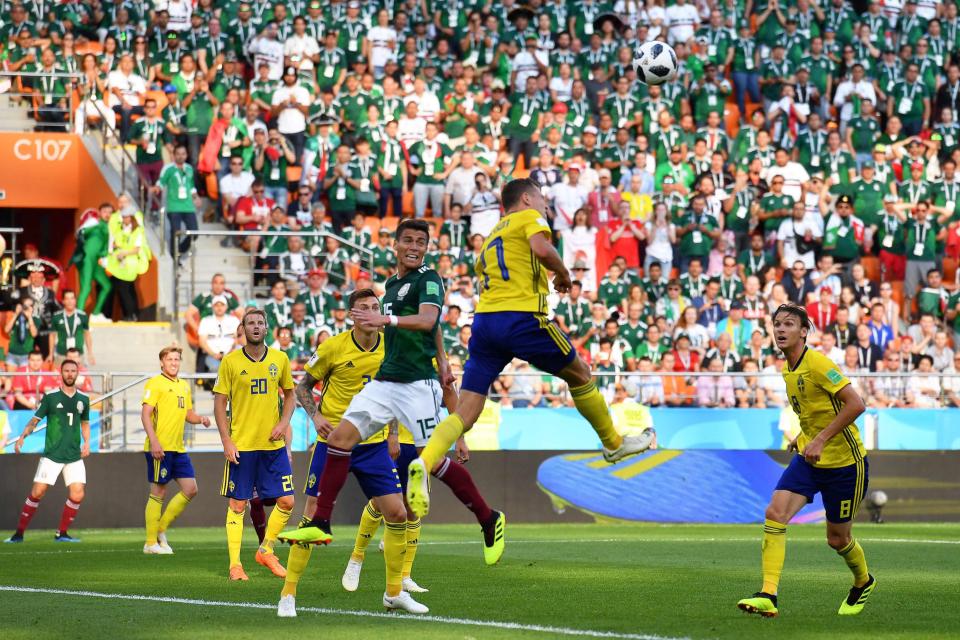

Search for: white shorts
xmin=33 ymin=457 xmax=86 ymax=486
xmin=342 ymin=379 xmax=443 ymax=447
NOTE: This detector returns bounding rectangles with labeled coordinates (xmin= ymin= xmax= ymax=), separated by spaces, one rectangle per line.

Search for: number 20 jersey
xmin=213 ymin=347 xmax=294 ymax=451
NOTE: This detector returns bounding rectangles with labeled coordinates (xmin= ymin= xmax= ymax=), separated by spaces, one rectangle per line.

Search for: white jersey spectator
xmin=157 ymin=0 xmax=192 ymax=31
xmin=366 ymin=24 xmax=398 ymax=71
xmin=778 ymin=212 xmax=824 ymax=270
xmin=106 ymin=68 xmax=146 ymax=107
xmin=664 ymin=0 xmax=699 ymax=45
xmin=248 ymin=34 xmax=285 ymax=80
xmin=284 ymin=33 xmax=320 ymax=73
xmin=764 ymin=161 xmax=810 ymax=202
xmin=550 ymin=176 xmax=588 ymax=232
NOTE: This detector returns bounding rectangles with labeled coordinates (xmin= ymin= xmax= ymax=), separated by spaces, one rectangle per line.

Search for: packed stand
xmin=7 ymin=0 xmax=960 ymax=408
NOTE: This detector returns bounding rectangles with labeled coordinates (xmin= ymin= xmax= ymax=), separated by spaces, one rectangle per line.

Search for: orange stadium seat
xmin=364 ymin=216 xmax=381 ymax=238
xmin=402 ymin=191 xmax=415 ymax=217
xmin=861 ymin=256 xmax=880 ymax=282
xmin=205 ymin=172 xmax=219 ymax=200
xmin=943 ymin=257 xmax=958 ymax=287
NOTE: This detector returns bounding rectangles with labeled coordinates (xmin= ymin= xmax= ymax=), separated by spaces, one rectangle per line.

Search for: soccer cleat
xmin=838 ymin=575 xmax=877 ymax=616
xmin=229 ymin=564 xmax=249 ymax=581
xmin=481 ymin=510 xmax=506 ymax=565
xmin=54 ymin=533 xmax=81 ymax=543
xmin=342 ymin=558 xmax=363 ymax=592
xmin=406 ymin=458 xmax=431 ymax=517
xmin=143 ymin=543 xmax=167 ymax=555
xmin=157 ymin=531 xmax=173 ymax=554
xmin=383 ymin=590 xmax=429 ymax=614
xmin=402 ymin=577 xmax=429 ymax=593
xmin=4 ymin=533 xmax=23 ymax=543
xmin=602 ymin=428 xmax=656 ymax=463
xmin=278 ymin=520 xmax=333 ymax=546
xmin=255 ymin=550 xmax=287 ymax=578
xmin=737 ymin=592 xmax=779 ymax=617
xmin=277 ymin=594 xmax=297 ymax=617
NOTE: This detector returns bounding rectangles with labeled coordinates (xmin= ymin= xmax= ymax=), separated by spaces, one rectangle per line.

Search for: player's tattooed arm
xmin=295 ymin=372 xmax=319 ymax=417
xmin=14 ymin=417 xmax=41 ymax=453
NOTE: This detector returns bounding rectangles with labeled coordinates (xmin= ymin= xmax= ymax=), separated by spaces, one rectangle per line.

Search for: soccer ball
xmin=632 ymin=41 xmax=678 ymax=86
xmin=870 ymin=490 xmax=888 ymax=508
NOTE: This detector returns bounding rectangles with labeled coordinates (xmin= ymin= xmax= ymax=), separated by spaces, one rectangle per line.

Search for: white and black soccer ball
xmin=632 ymin=40 xmax=678 ymax=86
xmin=869 ymin=490 xmax=888 ymax=508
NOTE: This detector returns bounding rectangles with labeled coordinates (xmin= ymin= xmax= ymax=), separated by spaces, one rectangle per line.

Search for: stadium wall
xmin=1 ymin=450 xmax=958 ymax=530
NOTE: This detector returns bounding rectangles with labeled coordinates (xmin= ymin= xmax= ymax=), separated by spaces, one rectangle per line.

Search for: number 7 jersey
xmin=475 ymin=208 xmax=553 ymax=315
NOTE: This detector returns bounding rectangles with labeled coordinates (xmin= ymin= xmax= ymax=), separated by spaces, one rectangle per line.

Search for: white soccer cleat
xmin=277 ymin=594 xmax=297 ymax=617
xmin=342 ymin=558 xmax=363 ymax=592
xmin=383 ymin=590 xmax=429 ymax=614
xmin=378 ymin=538 xmax=384 ymax=552
xmin=157 ymin=532 xmax=174 ymax=554
xmin=402 ymin=577 xmax=429 ymax=593
xmin=602 ymin=428 xmax=657 ymax=463
xmin=143 ymin=543 xmax=166 ymax=554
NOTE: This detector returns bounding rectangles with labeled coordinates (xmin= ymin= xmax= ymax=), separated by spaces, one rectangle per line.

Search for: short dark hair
xmin=773 ymin=303 xmax=811 ymax=330
xmin=348 ymin=288 xmax=378 ymax=308
xmin=501 ymin=177 xmax=540 ymax=211
xmin=60 ymin=358 xmax=79 ymax=371
xmin=62 ymin=289 xmax=76 ymax=299
xmin=243 ymin=309 xmax=267 ymax=325
xmin=396 ymin=218 xmax=430 ymax=241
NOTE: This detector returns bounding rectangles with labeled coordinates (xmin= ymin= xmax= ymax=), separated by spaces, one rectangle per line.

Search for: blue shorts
xmin=221 ymin=449 xmax=294 ymax=501
xmin=775 ymin=454 xmax=869 ymax=523
xmin=145 ymin=452 xmax=195 ymax=485
xmin=304 ymin=441 xmax=401 ymax=500
xmin=461 ymin=311 xmax=576 ymax=394
xmin=395 ymin=443 xmax=419 ymax=494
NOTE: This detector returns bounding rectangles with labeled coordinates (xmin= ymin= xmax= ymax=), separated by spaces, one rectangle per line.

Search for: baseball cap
xmin=307 ymin=268 xmax=326 ymax=278
xmin=212 ymin=295 xmax=228 ymax=305
xmin=120 ymin=208 xmax=134 ymax=217
xmin=566 ymin=162 xmax=583 ymax=173
xmin=810 ymin=171 xmax=825 ymax=181
xmin=573 ymin=259 xmax=589 ymax=270
xmin=873 ymin=143 xmax=887 ymax=153
xmin=163 ymin=83 xmax=177 ymax=93
xmin=729 ymin=300 xmax=745 ymax=310
xmin=820 ymin=286 xmax=833 ymax=295
xmin=862 ymin=160 xmax=875 ymax=169
xmin=597 ymin=168 xmax=612 ymax=178
xmin=837 ymin=194 xmax=853 ymax=206
xmin=490 ymin=79 xmax=506 ymax=91
xmin=332 ymin=299 xmax=347 ymax=311
xmin=224 ymin=50 xmax=238 ymax=62
xmin=670 ymin=144 xmax=682 ymax=153
xmin=911 ymin=160 xmax=924 ymax=170
xmin=552 ymin=102 xmax=568 ymax=114
xmin=166 ymin=30 xmax=179 ymax=40
xmin=583 ymin=125 xmax=599 ymax=135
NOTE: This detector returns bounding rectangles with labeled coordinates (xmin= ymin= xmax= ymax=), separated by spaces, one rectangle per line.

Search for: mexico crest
xmin=397 ymin=283 xmax=411 ymax=299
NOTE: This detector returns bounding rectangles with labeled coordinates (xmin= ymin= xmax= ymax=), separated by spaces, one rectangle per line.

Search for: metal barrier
xmin=171 ymin=229 xmax=375 ymax=319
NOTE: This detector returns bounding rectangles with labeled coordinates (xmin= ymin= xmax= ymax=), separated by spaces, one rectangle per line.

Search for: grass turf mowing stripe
xmin=0 ymin=585 xmax=689 ymax=640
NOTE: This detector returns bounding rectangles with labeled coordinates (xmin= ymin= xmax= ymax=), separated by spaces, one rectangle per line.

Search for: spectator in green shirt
xmin=154 ymin=144 xmax=199 ymax=259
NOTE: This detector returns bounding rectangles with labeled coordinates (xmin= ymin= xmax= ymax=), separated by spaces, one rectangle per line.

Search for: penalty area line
xmin=0 ymin=585 xmax=690 ymax=640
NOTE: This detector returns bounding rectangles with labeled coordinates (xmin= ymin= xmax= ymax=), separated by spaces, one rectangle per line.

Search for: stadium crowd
xmin=5 ymin=0 xmax=960 ymax=408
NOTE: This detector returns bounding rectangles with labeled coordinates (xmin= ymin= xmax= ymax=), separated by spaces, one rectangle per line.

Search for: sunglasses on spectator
xmin=230 ymin=160 xmax=243 ymax=165
xmin=299 ymin=190 xmax=311 ymax=196
xmin=253 ymin=188 xmax=265 ymax=193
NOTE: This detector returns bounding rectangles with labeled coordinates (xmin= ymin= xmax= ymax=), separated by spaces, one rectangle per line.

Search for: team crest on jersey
xmin=308 ymin=473 xmax=317 ymax=488
xmin=77 ymin=400 xmax=84 ymax=412
xmin=797 ymin=375 xmax=805 ymax=393
xmin=397 ymin=283 xmax=411 ymax=299
xmin=56 ymin=403 xmax=63 ymax=408
xmin=269 ymin=363 xmax=279 ymax=380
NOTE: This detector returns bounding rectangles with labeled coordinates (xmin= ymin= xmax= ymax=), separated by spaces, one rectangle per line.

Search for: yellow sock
xmin=352 ymin=501 xmax=383 ymax=562
xmin=144 ymin=495 xmax=163 ymax=545
xmin=281 ymin=543 xmax=314 ymax=597
xmin=420 ymin=413 xmax=465 ymax=470
xmin=383 ymin=521 xmax=406 ymax=597
xmin=157 ymin=492 xmax=192 ymax=533
xmin=260 ymin=506 xmax=293 ymax=554
xmin=402 ymin=518 xmax=421 ymax=579
xmin=838 ymin=539 xmax=869 ymax=587
xmin=226 ymin=507 xmax=245 ymax=568
xmin=570 ymin=381 xmax=622 ymax=451
xmin=297 ymin=515 xmax=311 ymax=528
xmin=761 ymin=519 xmax=787 ymax=595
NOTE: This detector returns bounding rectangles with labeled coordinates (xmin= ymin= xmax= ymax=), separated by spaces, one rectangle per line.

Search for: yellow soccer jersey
xmin=213 ymin=347 xmax=294 ymax=451
xmin=304 ymin=329 xmax=386 ymax=444
xmin=475 ymin=208 xmax=552 ymax=315
xmin=142 ymin=373 xmax=193 ymax=452
xmin=782 ymin=347 xmax=867 ymax=468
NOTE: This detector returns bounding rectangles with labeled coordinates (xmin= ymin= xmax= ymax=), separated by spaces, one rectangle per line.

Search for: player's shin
xmin=58 ymin=500 xmax=80 ymax=536
xmin=352 ymin=501 xmax=383 ymax=562
xmin=761 ymin=519 xmax=787 ymax=595
xmin=16 ymin=495 xmax=41 ymax=536
xmin=402 ymin=518 xmax=421 ymax=579
xmin=569 ymin=381 xmax=622 ymax=451
xmin=310 ymin=446 xmax=352 ymax=523
xmin=281 ymin=543 xmax=313 ymax=598
xmin=434 ymin=456 xmax=493 ymax=524
xmin=226 ymin=507 xmax=245 ymax=568
xmin=261 ymin=505 xmax=293 ymax=554
xmin=838 ymin=539 xmax=870 ymax=587
xmin=383 ymin=520 xmax=407 ymax=597
xmin=157 ymin=493 xmax=192 ymax=533
xmin=249 ymin=498 xmax=268 ymax=544
xmin=419 ymin=413 xmax=465 ymax=470
xmin=145 ymin=495 xmax=163 ymax=545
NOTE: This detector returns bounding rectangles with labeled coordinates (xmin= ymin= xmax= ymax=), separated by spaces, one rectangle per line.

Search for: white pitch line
xmin=0 ymin=536 xmax=956 ymax=556
xmin=0 ymin=585 xmax=689 ymax=640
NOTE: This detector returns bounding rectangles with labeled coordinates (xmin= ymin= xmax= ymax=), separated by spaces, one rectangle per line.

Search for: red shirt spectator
xmin=606 ymin=203 xmax=643 ymax=268
xmin=586 ymin=170 xmax=622 ymax=228
xmin=805 ymin=287 xmax=838 ymax=331
xmin=672 ymin=346 xmax=701 ymax=373
xmin=234 ymin=188 xmax=275 ymax=231
xmin=11 ymin=353 xmax=59 ymax=410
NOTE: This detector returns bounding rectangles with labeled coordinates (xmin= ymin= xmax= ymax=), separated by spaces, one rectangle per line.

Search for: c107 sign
xmin=13 ymin=137 xmax=72 ymax=161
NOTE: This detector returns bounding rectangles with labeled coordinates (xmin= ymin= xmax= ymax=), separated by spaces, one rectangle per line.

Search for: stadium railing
xmin=48 ymin=369 xmax=959 ymax=453
xmin=171 ymin=229 xmax=375 ymax=318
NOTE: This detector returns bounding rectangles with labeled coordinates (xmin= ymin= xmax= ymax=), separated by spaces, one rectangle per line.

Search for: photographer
xmin=5 ymin=300 xmax=40 ymax=370
xmin=254 ymin=126 xmax=297 ymax=207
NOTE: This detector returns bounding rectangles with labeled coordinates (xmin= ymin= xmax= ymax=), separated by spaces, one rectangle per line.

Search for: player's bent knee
xmin=376 ymin=496 xmax=407 ymax=523
xmin=764 ymin=504 xmax=789 ymax=524
xmin=328 ymin=422 xmax=362 ymax=449
xmin=276 ymin=495 xmax=295 ymax=511
xmin=826 ymin=531 xmax=851 ymax=549
xmin=558 ymin=357 xmax=592 ymax=388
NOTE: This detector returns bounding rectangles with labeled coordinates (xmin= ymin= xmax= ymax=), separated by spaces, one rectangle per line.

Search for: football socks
xmin=761 ymin=519 xmax=787 ymax=595
xmin=838 ymin=539 xmax=870 ymax=587
xmin=144 ymin=495 xmax=163 ymax=545
xmin=226 ymin=507 xmax=245 ymax=567
xmin=403 ymin=518 xmax=421 ymax=579
xmin=383 ymin=521 xmax=406 ymax=597
xmin=352 ymin=501 xmax=382 ymax=562
xmin=570 ymin=381 xmax=623 ymax=451
xmin=260 ymin=505 xmax=293 ymax=555
xmin=158 ymin=492 xmax=192 ymax=534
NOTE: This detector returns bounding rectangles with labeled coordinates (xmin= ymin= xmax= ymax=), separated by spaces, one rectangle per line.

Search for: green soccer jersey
xmin=158 ymin=163 xmax=196 ymax=213
xmin=192 ymin=291 xmax=240 ymax=318
xmin=597 ymin=278 xmax=628 ymax=309
xmin=760 ymin=193 xmax=795 ymax=232
xmin=36 ymin=389 xmax=91 ymax=463
xmin=129 ymin=118 xmax=165 ymax=164
xmin=50 ymin=310 xmax=89 ymax=356
xmin=847 ymin=116 xmax=880 ymax=154
xmin=378 ymin=265 xmax=444 ymax=383
xmin=849 ymin=179 xmax=886 ymax=226
xmin=903 ymin=219 xmax=940 ymax=261
xmin=821 ymin=149 xmax=856 ymax=186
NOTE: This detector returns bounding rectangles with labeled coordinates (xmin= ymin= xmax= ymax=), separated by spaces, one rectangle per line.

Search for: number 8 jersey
xmin=475 ymin=208 xmax=553 ymax=315
xmin=213 ymin=347 xmax=294 ymax=451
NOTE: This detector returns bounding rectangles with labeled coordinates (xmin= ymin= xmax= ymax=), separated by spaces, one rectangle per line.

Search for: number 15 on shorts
xmin=417 ymin=418 xmax=435 ymax=440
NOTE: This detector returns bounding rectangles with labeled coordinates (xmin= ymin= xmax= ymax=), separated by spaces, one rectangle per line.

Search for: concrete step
xmin=89 ymin=321 xmax=179 ymax=373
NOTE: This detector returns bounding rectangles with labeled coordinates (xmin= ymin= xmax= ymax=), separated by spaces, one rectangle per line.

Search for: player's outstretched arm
xmin=529 ymin=232 xmax=572 ymax=294
xmin=14 ymin=416 xmax=41 ymax=454
xmin=802 ymin=384 xmax=865 ymax=464
xmin=185 ymin=410 xmax=211 ymax=427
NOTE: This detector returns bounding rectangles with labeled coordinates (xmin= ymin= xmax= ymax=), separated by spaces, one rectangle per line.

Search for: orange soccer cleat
xmin=229 ymin=564 xmax=249 ymax=581
xmin=255 ymin=550 xmax=287 ymax=578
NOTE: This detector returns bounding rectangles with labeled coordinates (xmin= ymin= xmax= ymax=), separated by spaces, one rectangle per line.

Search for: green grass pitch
xmin=1 ymin=523 xmax=958 ymax=639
